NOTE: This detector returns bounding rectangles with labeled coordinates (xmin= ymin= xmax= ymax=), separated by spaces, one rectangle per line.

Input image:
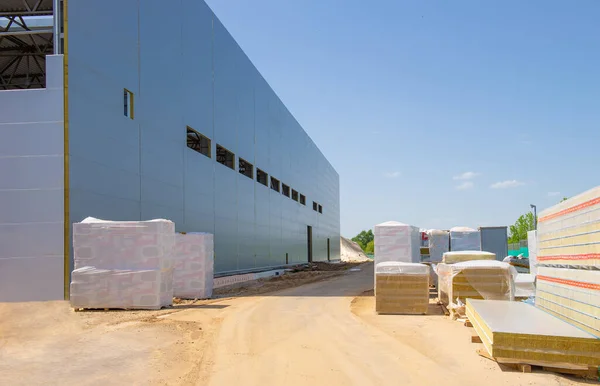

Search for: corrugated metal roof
xmin=0 ymin=0 xmax=53 ymax=15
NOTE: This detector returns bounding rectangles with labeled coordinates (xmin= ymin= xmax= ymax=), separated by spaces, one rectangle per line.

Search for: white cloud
xmin=456 ymin=181 xmax=474 ymax=190
xmin=548 ymin=191 xmax=561 ymax=197
xmin=490 ymin=180 xmax=525 ymax=189
xmin=453 ymin=171 xmax=480 ymax=180
xmin=384 ymin=171 xmax=401 ymax=178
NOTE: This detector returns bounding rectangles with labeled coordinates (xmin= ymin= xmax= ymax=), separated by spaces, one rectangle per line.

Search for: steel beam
xmin=0 ymin=29 xmax=53 ymax=36
xmin=0 ymin=11 xmax=52 ymax=17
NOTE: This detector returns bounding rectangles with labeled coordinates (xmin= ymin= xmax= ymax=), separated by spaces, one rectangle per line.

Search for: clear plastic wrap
xmin=536 ymin=266 xmax=600 ymax=337
xmin=375 ymin=262 xmax=429 ymax=315
xmin=426 ymin=229 xmax=449 ymax=262
xmin=374 ymin=221 xmax=421 ymax=265
xmin=375 ymin=261 xmax=430 ymax=275
xmin=527 ymin=230 xmax=538 ymax=276
xmin=436 ymin=260 xmax=516 ymax=317
xmin=514 ymin=273 xmax=535 ymax=299
xmin=466 ymin=299 xmax=600 ymax=366
xmin=449 ymin=227 xmax=481 ymax=251
xmin=174 ymin=232 xmax=214 ymax=299
xmin=442 ymin=250 xmax=496 ymax=264
xmin=70 ymin=266 xmax=173 ymax=310
xmin=537 ymin=186 xmax=600 ymax=269
xmin=70 ymin=217 xmax=175 ymax=310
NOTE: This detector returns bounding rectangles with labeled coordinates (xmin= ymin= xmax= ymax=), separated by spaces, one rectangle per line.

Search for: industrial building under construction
xmin=0 ymin=0 xmax=341 ymax=302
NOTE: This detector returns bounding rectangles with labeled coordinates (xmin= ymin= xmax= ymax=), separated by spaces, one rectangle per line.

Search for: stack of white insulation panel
xmin=174 ymin=232 xmax=214 ymax=299
xmin=374 ymin=221 xmax=421 ymax=265
xmin=70 ymin=218 xmax=175 ymax=310
xmin=427 ymin=229 xmax=449 ymax=262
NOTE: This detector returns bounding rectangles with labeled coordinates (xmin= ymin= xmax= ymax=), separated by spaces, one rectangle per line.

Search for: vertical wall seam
xmin=253 ymin=83 xmax=257 ymax=268
xmin=180 ymin=0 xmax=185 ymax=227
xmin=211 ymin=14 xmax=216 ymax=263
xmin=62 ymin=0 xmax=70 ymax=300
xmin=137 ymin=0 xmax=142 ymax=220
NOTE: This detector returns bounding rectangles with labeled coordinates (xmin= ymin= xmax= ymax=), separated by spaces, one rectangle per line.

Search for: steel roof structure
xmin=0 ymin=0 xmax=57 ymax=90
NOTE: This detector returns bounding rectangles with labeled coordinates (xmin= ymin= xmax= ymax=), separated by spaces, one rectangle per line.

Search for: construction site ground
xmin=0 ymin=262 xmax=591 ymax=386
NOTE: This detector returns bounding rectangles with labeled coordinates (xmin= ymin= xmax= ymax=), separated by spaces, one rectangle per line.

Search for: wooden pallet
xmin=73 ymin=307 xmax=167 ymax=312
xmin=438 ymin=302 xmax=450 ymax=316
xmin=476 ymin=348 xmax=599 ymax=378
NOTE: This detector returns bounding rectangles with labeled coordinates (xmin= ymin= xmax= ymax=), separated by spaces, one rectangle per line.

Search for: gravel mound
xmin=341 ymin=237 xmax=370 ymax=262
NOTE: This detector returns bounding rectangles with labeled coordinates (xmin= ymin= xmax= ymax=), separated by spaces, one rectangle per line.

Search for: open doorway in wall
xmin=307 ymin=226 xmax=313 ymax=263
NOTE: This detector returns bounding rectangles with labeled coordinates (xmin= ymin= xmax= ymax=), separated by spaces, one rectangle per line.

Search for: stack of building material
xmin=527 ymin=230 xmax=538 ymax=276
xmin=375 ymin=262 xmax=430 ymax=315
xmin=442 ymin=251 xmax=495 ymax=264
xmin=427 ymin=229 xmax=449 ymax=262
xmin=449 ymin=226 xmax=481 ymax=251
xmin=174 ymin=232 xmax=214 ymax=299
xmin=536 ymin=267 xmax=599 ymax=337
xmin=70 ymin=217 xmax=175 ymax=310
xmin=437 ymin=260 xmax=515 ymax=316
xmin=422 ymin=262 xmax=439 ymax=288
xmin=514 ymin=273 xmax=536 ymax=300
xmin=466 ymin=299 xmax=600 ymax=366
xmin=536 ymin=186 xmax=600 ymax=338
xmin=374 ymin=221 xmax=421 ymax=265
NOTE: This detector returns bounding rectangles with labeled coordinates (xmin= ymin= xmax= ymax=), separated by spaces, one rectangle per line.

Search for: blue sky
xmin=205 ymin=0 xmax=600 ymax=238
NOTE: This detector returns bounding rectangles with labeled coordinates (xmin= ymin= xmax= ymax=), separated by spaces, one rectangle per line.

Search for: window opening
xmin=186 ymin=127 xmax=211 ymax=158
xmin=216 ymin=145 xmax=235 ymax=169
xmin=257 ymin=168 xmax=268 ymax=186
xmin=239 ymin=158 xmax=254 ymax=178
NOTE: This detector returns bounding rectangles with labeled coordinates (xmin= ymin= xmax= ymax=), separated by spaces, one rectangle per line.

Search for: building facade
xmin=0 ymin=0 xmax=340 ymax=301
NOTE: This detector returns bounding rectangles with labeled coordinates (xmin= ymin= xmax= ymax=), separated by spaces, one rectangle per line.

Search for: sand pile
xmin=341 ymin=237 xmax=370 ymax=262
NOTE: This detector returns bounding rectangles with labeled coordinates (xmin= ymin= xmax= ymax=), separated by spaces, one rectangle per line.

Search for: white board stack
xmin=449 ymin=226 xmax=481 ymax=251
xmin=427 ymin=229 xmax=449 ymax=262
xmin=374 ymin=221 xmax=421 ymax=265
xmin=174 ymin=232 xmax=214 ymax=299
xmin=527 ymin=230 xmax=538 ymax=276
xmin=70 ymin=217 xmax=175 ymax=310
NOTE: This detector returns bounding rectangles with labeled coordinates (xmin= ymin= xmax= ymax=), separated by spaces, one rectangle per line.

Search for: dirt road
xmin=0 ymin=263 xmax=588 ymax=385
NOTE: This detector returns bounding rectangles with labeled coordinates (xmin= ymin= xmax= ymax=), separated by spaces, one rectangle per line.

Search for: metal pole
xmin=53 ymin=0 xmax=61 ymax=54
xmin=530 ymin=204 xmax=537 ymax=231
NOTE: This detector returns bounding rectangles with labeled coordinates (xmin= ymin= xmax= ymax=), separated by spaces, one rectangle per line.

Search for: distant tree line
xmin=352 ymin=230 xmax=374 ymax=254
xmin=508 ymin=196 xmax=568 ymax=243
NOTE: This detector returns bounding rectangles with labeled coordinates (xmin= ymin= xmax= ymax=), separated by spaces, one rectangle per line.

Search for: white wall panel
xmin=0 ymin=55 xmax=65 ymax=301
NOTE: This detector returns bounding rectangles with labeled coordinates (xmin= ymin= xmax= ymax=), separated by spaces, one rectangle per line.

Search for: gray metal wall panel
xmin=0 ymin=55 xmax=65 ymax=301
xmin=480 ymin=227 xmax=509 ymax=261
xmin=67 ymin=1 xmax=341 ymax=274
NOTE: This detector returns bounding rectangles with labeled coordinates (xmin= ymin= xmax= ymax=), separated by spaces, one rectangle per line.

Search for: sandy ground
xmin=0 ymin=263 xmax=591 ymax=386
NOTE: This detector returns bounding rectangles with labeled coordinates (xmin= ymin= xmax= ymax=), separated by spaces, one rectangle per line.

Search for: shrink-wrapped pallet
xmin=375 ymin=262 xmax=430 ymax=315
xmin=437 ymin=260 xmax=515 ymax=317
xmin=70 ymin=217 xmax=175 ymax=310
xmin=527 ymin=230 xmax=538 ymax=276
xmin=537 ymin=186 xmax=600 ymax=269
xmin=536 ymin=267 xmax=600 ymax=338
xmin=442 ymin=250 xmax=496 ymax=264
xmin=374 ymin=221 xmax=421 ymax=265
xmin=449 ymin=227 xmax=481 ymax=251
xmin=514 ymin=273 xmax=535 ymax=299
xmin=466 ymin=299 xmax=600 ymax=366
xmin=174 ymin=232 xmax=214 ymax=299
xmin=427 ymin=229 xmax=449 ymax=262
